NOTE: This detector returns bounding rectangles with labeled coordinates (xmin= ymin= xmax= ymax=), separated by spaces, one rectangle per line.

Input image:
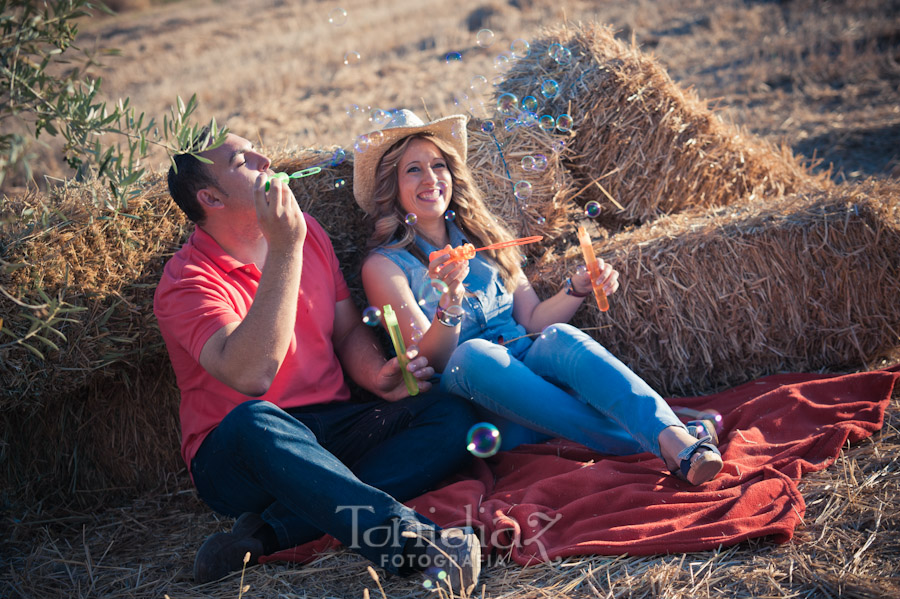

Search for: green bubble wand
xmin=265 ymin=166 xmax=322 ymax=191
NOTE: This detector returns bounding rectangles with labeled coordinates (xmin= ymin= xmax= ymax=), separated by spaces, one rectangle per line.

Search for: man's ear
xmin=197 ymin=187 xmax=222 ymax=209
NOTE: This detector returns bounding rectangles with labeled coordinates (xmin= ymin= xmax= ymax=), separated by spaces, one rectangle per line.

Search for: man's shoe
xmin=193 ymin=513 xmax=268 ymax=584
xmin=423 ymin=527 xmax=481 ymax=596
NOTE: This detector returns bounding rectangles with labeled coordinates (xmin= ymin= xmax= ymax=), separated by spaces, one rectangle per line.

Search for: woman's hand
xmin=573 ymin=259 xmax=620 ymax=296
xmin=429 ymin=245 xmax=469 ymax=304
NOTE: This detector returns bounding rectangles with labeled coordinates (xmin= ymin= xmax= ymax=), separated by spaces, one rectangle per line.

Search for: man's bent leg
xmin=191 ymin=400 xmax=437 ymax=574
xmin=309 ymin=389 xmax=478 ymax=503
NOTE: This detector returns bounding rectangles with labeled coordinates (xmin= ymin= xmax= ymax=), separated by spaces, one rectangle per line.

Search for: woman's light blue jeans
xmin=441 ymin=323 xmax=684 ymax=457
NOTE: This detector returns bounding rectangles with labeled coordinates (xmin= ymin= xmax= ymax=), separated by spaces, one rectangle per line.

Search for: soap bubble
xmin=343 ymin=51 xmax=361 ymax=66
xmin=541 ymin=79 xmax=559 ymax=99
xmin=497 ymin=93 xmax=518 ymax=116
xmin=536 ymin=215 xmax=546 ymax=225
xmin=368 ymin=130 xmax=385 ymax=146
xmin=493 ymin=52 xmax=512 ymax=72
xmin=445 ymin=51 xmax=462 ymax=63
xmin=328 ymin=7 xmax=347 ymax=26
xmin=410 ymin=326 xmax=424 ymax=344
xmin=575 ymin=265 xmax=587 ymax=277
xmin=522 ymin=95 xmax=539 ymax=112
xmin=405 ymin=345 xmax=419 ymax=361
xmin=532 ymin=154 xmax=548 ymax=171
xmin=481 ymin=120 xmax=495 ymax=134
xmin=519 ymin=110 xmax=538 ymax=127
xmin=556 ymin=114 xmax=574 ymax=132
xmin=417 ymin=278 xmax=449 ymax=306
xmin=470 ymin=75 xmax=489 ymax=93
xmin=538 ymin=114 xmax=555 ymax=131
xmin=585 ymin=201 xmax=601 ymax=218
xmin=476 ymin=28 xmax=495 ymax=48
xmin=521 ymin=155 xmax=536 ymax=171
xmin=444 ymin=209 xmax=456 ymax=222
xmin=370 ymin=109 xmax=390 ymax=125
xmin=549 ymin=44 xmax=572 ymax=65
xmin=510 ymin=39 xmax=531 ymax=59
xmin=405 ymin=213 xmax=418 ymax=226
xmin=353 ymin=134 xmax=370 ymax=153
xmin=332 ymin=177 xmax=347 ymax=189
xmin=514 ymin=180 xmax=533 ymax=200
xmin=362 ymin=306 xmax=381 ymax=326
xmin=466 ymin=423 xmax=502 ymax=458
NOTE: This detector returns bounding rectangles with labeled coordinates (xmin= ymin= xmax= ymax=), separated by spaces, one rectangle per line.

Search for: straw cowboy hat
xmin=352 ymin=109 xmax=468 ymax=216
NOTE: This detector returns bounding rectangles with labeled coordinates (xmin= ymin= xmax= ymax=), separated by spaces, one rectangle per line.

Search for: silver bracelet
xmin=435 ymin=304 xmax=463 ymax=327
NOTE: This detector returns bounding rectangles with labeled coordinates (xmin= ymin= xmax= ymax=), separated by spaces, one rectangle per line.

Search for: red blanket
xmin=262 ymin=369 xmax=896 ymax=566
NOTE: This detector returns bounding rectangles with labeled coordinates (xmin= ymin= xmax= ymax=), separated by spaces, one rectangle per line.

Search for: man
xmin=154 ymin=130 xmax=481 ymax=592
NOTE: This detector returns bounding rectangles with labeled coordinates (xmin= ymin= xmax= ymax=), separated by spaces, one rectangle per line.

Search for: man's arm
xmin=332 ymin=297 xmax=435 ymax=401
xmin=198 ymin=177 xmax=307 ymax=396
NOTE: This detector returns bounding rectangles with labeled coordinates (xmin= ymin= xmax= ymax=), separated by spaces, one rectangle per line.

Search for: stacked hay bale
xmin=494 ymin=21 xmax=827 ymax=227
xmin=547 ymin=179 xmax=900 ymax=396
xmin=0 ymin=176 xmax=191 ymax=504
xmin=2 ymin=19 xmax=897 ymax=510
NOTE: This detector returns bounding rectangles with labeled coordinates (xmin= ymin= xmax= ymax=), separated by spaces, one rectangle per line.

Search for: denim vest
xmin=372 ymin=222 xmax=532 ymax=359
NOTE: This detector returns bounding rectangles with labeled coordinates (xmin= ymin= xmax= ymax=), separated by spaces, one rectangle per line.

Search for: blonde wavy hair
xmin=367 ymin=133 xmax=523 ymax=291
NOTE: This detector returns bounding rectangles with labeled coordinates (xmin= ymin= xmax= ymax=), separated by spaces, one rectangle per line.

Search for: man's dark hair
xmin=167 ymin=127 xmax=219 ymax=225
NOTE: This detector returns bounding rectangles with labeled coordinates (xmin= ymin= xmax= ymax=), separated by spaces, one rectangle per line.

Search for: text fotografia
xmin=335 ymin=504 xmax=562 ymax=567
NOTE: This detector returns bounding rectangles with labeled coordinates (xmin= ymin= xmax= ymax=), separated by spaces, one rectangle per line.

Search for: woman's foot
xmin=673 ymin=438 xmax=722 ymax=485
xmin=659 ymin=425 xmax=723 ymax=486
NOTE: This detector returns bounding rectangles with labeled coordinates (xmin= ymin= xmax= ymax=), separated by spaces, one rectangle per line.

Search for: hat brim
xmin=353 ymin=114 xmax=468 ymax=216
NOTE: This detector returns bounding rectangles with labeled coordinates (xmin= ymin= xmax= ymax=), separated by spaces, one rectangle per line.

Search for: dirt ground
xmin=9 ymin=0 xmax=899 ymax=190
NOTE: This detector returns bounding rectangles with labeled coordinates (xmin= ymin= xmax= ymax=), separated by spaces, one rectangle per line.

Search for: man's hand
xmin=373 ymin=354 xmax=435 ymax=402
xmin=254 ymin=174 xmax=307 ymax=252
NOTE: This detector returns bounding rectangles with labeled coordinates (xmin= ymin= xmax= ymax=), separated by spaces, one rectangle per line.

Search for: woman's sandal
xmin=671 ymin=437 xmax=723 ymax=486
xmin=686 ymin=419 xmax=719 ymax=445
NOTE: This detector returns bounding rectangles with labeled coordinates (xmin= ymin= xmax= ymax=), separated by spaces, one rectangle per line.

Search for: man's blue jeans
xmin=441 ymin=323 xmax=684 ymax=457
xmin=190 ymin=390 xmax=476 ymax=573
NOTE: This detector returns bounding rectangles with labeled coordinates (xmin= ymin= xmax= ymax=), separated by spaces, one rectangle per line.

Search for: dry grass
xmin=3 ymin=389 xmax=897 ymax=598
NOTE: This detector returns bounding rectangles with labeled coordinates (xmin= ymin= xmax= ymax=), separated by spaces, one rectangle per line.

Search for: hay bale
xmin=0 ymin=177 xmax=190 ymax=412
xmin=550 ymin=179 xmax=900 ymax=396
xmin=466 ymin=117 xmax=581 ymax=248
xmin=494 ymin=21 xmax=826 ymax=226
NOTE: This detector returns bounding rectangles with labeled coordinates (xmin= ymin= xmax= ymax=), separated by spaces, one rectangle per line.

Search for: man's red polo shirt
xmin=154 ymin=216 xmax=351 ymax=472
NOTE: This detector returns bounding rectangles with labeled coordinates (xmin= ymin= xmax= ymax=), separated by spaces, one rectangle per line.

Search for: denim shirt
xmin=372 ymin=222 xmax=532 ymax=359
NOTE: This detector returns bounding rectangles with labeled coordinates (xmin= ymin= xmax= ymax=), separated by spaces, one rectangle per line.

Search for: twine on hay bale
xmin=466 ymin=116 xmax=580 ymax=247
xmin=552 ymin=179 xmax=900 ymax=396
xmin=494 ymin=21 xmax=827 ymax=226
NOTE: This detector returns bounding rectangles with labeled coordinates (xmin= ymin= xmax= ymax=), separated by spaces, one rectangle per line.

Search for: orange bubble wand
xmin=577 ymin=225 xmax=610 ymax=312
xmin=428 ymin=236 xmax=543 ymax=263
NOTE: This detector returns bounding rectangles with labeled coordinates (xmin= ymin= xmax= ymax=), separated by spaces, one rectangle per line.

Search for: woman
xmin=355 ymin=109 xmax=723 ymax=485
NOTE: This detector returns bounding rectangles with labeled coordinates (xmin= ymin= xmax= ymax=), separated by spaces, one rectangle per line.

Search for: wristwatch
xmin=564 ymin=277 xmax=591 ymax=298
xmin=435 ymin=304 xmax=464 ymax=327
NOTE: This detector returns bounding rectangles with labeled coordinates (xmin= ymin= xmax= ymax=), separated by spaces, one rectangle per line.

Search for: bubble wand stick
xmin=576 ymin=225 xmax=610 ymax=312
xmin=265 ymin=166 xmax=322 ymax=191
xmin=428 ymin=235 xmax=543 ymax=263
xmin=382 ymin=304 xmax=419 ymax=396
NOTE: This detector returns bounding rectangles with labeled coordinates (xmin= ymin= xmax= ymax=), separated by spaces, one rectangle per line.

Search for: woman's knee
xmin=447 ymin=338 xmax=509 ymax=371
